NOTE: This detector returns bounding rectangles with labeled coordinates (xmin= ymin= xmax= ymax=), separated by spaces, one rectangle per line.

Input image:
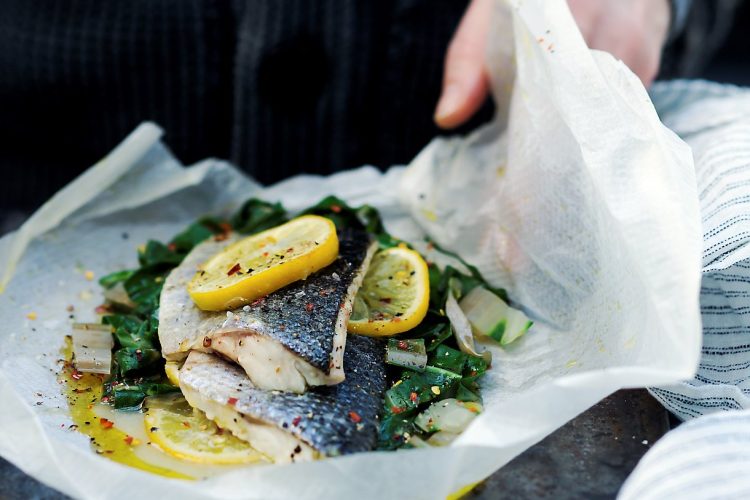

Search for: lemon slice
xmin=348 ymin=246 xmax=430 ymax=336
xmin=164 ymin=362 xmax=181 ymax=386
xmin=144 ymin=395 xmax=263 ymax=464
xmin=188 ymin=215 xmax=339 ymax=311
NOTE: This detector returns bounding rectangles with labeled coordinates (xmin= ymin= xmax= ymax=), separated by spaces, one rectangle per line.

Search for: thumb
xmin=434 ymin=0 xmax=493 ymax=130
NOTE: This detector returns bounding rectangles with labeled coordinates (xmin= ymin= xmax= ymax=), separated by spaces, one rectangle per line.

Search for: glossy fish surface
xmin=179 ymin=334 xmax=387 ymax=462
xmin=159 ymin=228 xmax=377 ymax=392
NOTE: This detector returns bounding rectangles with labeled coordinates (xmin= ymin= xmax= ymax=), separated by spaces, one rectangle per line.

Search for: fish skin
xmin=218 ymin=229 xmax=374 ymax=374
xmin=159 ymin=229 xmax=375 ymax=379
xmin=180 ymin=334 xmax=387 ymax=459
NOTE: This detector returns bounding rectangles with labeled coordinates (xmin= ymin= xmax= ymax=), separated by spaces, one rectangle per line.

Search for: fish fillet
xmin=179 ymin=335 xmax=386 ymax=463
xmin=159 ymin=229 xmax=377 ymax=393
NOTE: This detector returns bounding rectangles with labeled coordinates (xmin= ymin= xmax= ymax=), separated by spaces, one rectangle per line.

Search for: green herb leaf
xmin=114 ymin=348 xmax=162 ymax=377
xmin=98 ymin=270 xmax=135 ymax=290
xmin=409 ymin=320 xmax=452 ymax=352
xmin=463 ymin=354 xmax=489 ymax=382
xmin=230 ymin=199 xmax=288 ymax=234
xmin=104 ymin=315 xmax=154 ymax=349
xmin=456 ymin=381 xmax=483 ymax=403
xmin=378 ymin=413 xmax=418 ymax=450
xmin=428 ymin=345 xmax=467 ymax=375
xmin=169 ymin=218 xmax=223 ymax=253
xmin=299 ymin=196 xmax=402 ymax=249
xmin=138 ymin=241 xmax=183 ymax=267
xmin=426 ymin=239 xmax=508 ymax=301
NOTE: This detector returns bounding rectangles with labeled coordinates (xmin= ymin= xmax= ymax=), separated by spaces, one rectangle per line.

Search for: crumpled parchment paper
xmin=0 ymin=0 xmax=702 ymax=498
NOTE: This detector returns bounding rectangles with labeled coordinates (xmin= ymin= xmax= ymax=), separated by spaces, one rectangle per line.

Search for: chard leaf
xmin=230 ymin=199 xmax=288 ymax=234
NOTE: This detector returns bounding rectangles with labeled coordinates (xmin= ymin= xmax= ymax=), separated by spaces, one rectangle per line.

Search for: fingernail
xmin=434 ymin=84 xmax=462 ymax=123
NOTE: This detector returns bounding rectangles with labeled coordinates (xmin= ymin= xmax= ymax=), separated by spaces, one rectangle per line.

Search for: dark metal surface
xmin=0 ymin=389 xmax=669 ymax=500
xmin=469 ymin=389 xmax=670 ymax=500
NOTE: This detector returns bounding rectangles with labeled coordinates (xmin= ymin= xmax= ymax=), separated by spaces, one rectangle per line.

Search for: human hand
xmin=434 ymin=0 xmax=672 ymax=130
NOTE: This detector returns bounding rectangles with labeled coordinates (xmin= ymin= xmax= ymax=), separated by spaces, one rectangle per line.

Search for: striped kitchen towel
xmin=648 ymin=80 xmax=750 ymax=418
xmin=619 ymin=80 xmax=750 ymax=499
xmin=619 ymin=408 xmax=750 ymax=499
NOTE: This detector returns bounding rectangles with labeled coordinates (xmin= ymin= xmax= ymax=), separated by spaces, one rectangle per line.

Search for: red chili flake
xmin=227 ymin=397 xmax=238 ymax=406
xmin=348 ymin=411 xmax=362 ymax=423
xmin=262 ymin=251 xmax=269 ymax=257
xmin=227 ymin=263 xmax=242 ymax=276
xmin=167 ymin=243 xmax=177 ymax=252
xmin=409 ymin=392 xmax=418 ymax=403
xmin=202 ymin=336 xmax=212 ymax=348
xmin=286 ymin=247 xmax=294 ymax=253
xmin=66 ymin=305 xmax=75 ymax=312
xmin=99 ymin=418 xmax=114 ymax=429
xmin=182 ymin=421 xmax=191 ymax=428
xmin=292 ymin=416 xmax=302 ymax=427
xmin=305 ymin=303 xmax=314 ymax=312
xmin=71 ymin=369 xmax=83 ymax=381
xmin=101 ymin=396 xmax=110 ymax=403
xmin=397 ymin=340 xmax=408 ymax=350
xmin=251 ymin=296 xmax=266 ymax=307
xmin=94 ymin=305 xmax=110 ymax=315
xmin=391 ymin=406 xmax=404 ymax=414
xmin=219 ymin=222 xmax=232 ymax=233
xmin=393 ymin=317 xmax=402 ymax=323
xmin=123 ymin=436 xmax=134 ymax=446
xmin=330 ymin=205 xmax=342 ymax=213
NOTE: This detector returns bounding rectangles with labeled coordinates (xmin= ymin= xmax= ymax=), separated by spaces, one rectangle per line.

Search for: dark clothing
xmin=0 ymin=1 xmax=738 ymax=211
xmin=0 ymin=0 xmax=478 ymax=211
xmin=661 ymin=0 xmax=742 ymax=78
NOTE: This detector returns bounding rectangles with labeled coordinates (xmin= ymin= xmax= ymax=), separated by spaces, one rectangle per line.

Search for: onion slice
xmin=72 ymin=323 xmax=114 ymax=374
xmin=414 ymin=398 xmax=482 ymax=434
xmin=445 ymin=293 xmax=492 ymax=364
xmin=459 ymin=287 xmax=533 ymax=345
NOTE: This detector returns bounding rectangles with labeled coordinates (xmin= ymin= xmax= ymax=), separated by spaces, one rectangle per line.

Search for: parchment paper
xmin=0 ymin=0 xmax=702 ymax=498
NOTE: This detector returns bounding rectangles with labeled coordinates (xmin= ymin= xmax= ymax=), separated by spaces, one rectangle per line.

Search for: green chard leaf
xmin=378 ymin=413 xmax=418 ymax=450
xmin=169 ymin=217 xmax=223 ymax=253
xmin=114 ymin=348 xmax=162 ymax=377
xmin=98 ymin=269 xmax=135 ymax=290
xmin=463 ymin=354 xmax=489 ymax=382
xmin=456 ymin=380 xmax=483 ymax=403
xmin=138 ymin=241 xmax=183 ymax=267
xmin=230 ymin=199 xmax=288 ymax=234
xmin=428 ymin=344 xmax=467 ymax=375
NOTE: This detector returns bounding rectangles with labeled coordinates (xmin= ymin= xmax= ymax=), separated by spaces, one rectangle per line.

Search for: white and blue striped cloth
xmin=621 ymin=80 xmax=750 ymax=498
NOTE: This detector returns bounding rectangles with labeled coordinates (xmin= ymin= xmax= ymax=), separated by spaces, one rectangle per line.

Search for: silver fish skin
xmin=179 ymin=334 xmax=387 ymax=463
xmin=159 ymin=229 xmax=377 ymax=393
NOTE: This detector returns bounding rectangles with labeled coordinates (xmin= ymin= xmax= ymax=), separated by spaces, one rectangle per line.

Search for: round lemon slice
xmin=348 ymin=246 xmax=430 ymax=336
xmin=144 ymin=395 xmax=263 ymax=464
xmin=188 ymin=215 xmax=339 ymax=311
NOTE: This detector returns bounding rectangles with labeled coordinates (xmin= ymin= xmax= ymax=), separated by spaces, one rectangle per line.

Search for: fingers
xmin=434 ymin=0 xmax=493 ymax=130
xmin=568 ymin=0 xmax=669 ymax=88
